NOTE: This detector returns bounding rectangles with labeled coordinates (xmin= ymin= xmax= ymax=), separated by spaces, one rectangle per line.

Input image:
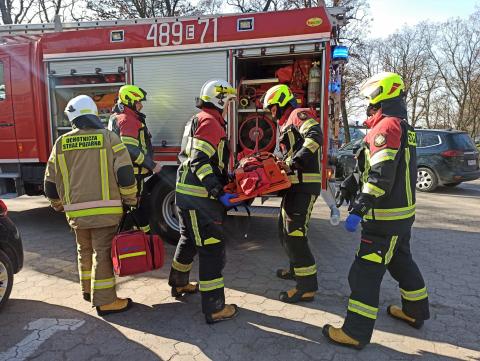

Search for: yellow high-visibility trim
xmin=302 ymin=173 xmax=322 ymax=183
xmin=304 ymin=195 xmax=316 ymax=233
xmin=204 ymin=237 xmax=221 ymax=245
xmin=407 ymin=130 xmax=417 ymax=146
xmin=120 ymin=184 xmax=137 ymax=196
xmin=140 ymin=225 xmax=151 ymax=233
xmin=400 ymin=287 xmax=428 ymax=301
xmin=134 ymin=152 xmax=145 ymax=165
xmin=66 ymin=206 xmax=123 ymax=218
xmin=99 ymin=149 xmax=109 ymax=201
xmin=80 ymin=270 xmax=91 ymax=280
xmin=134 ymin=167 xmax=149 ymax=175
xmin=218 ymin=139 xmax=225 ymax=170
xmin=365 ymin=204 xmax=415 ymax=221
xmin=61 ymin=134 xmax=103 ymax=152
xmin=303 ymin=138 xmax=320 ymax=153
xmin=348 ymin=299 xmax=378 ymax=320
xmin=361 ymin=252 xmax=383 ymax=263
xmin=112 ymin=143 xmax=126 ymax=153
xmin=93 ymin=277 xmax=115 ymax=290
xmin=405 ymin=148 xmax=413 ymax=206
xmin=294 ymin=264 xmax=317 ymax=277
xmin=300 ymin=118 xmax=318 ymax=135
xmin=172 ymin=260 xmax=193 ymax=273
xmin=119 ymin=251 xmax=147 ymax=260
xmin=196 ymin=164 xmax=214 ymax=181
xmin=121 ymin=136 xmax=139 ymax=146
xmin=199 ymin=277 xmax=224 ymax=292
xmin=362 ymin=182 xmax=385 ymax=198
xmin=287 ymin=131 xmax=295 ymax=158
xmin=288 ymin=174 xmax=299 ymax=184
xmin=288 ymin=229 xmax=304 ymax=237
xmin=369 ymin=148 xmax=398 ymax=166
xmin=385 ymin=235 xmax=398 ymax=264
xmin=176 ymin=183 xmax=209 ymax=198
xmin=189 ymin=210 xmax=202 ymax=247
xmin=192 ymin=138 xmax=215 ymax=158
xmin=57 ymin=153 xmax=71 ymax=204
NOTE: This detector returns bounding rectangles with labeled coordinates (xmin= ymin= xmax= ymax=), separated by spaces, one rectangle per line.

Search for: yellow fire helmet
xmin=359 ymin=72 xmax=405 ymax=105
xmin=262 ymin=84 xmax=294 ymax=110
xmin=118 ymin=85 xmax=147 ymax=108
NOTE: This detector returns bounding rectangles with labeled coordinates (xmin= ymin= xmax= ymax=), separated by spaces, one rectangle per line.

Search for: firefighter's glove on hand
xmin=219 ymin=192 xmax=241 ymax=207
xmin=335 ymin=174 xmax=359 ymax=208
xmin=345 ymin=214 xmax=362 ymax=232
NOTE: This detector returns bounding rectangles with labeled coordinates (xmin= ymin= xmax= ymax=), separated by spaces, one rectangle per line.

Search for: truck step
xmin=228 ymin=205 xmax=279 ymax=218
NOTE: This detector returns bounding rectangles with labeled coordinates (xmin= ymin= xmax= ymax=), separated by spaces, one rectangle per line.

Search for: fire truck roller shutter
xmin=133 ymin=51 xmax=227 ymax=245
xmin=132 ymin=51 xmax=228 ymax=147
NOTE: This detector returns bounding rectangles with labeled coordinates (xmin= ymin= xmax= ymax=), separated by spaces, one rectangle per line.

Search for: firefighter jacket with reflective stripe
xmin=44 ymin=128 xmax=137 ymax=229
xmin=279 ymin=108 xmax=323 ymax=195
xmin=109 ymin=104 xmax=155 ymax=175
xmin=176 ymin=108 xmax=230 ymax=210
xmin=356 ymin=110 xmax=417 ymax=232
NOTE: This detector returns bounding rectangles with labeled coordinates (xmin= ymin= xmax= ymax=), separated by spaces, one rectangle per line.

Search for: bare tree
xmin=0 ymin=0 xmax=36 ymax=24
xmin=85 ymin=0 xmax=196 ymax=19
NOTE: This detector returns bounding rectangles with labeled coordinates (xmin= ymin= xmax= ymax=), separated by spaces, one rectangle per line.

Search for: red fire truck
xmin=0 ymin=6 xmax=345 ymax=243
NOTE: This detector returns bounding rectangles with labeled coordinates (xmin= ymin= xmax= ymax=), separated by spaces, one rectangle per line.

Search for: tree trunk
xmin=0 ymin=0 xmax=13 ymax=24
xmin=341 ymin=76 xmax=350 ymax=143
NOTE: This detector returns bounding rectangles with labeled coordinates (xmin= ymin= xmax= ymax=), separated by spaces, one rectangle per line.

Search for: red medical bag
xmin=111 ymin=213 xmax=165 ymax=277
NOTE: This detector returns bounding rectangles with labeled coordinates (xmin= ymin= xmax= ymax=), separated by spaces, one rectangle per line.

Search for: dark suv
xmin=0 ymin=199 xmax=23 ymax=310
xmin=416 ymin=129 xmax=480 ymax=192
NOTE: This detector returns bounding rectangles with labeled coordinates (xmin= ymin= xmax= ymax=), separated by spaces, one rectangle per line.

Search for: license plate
xmin=467 ymin=159 xmax=476 ymax=166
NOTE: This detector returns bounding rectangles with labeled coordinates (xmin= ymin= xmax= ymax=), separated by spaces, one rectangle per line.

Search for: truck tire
xmin=0 ymin=250 xmax=14 ymax=311
xmin=416 ymin=167 xmax=438 ymax=192
xmin=150 ymin=170 xmax=180 ymax=245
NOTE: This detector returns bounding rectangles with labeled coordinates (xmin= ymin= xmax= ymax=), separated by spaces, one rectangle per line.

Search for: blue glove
xmin=344 ymin=214 xmax=362 ymax=232
xmin=219 ymin=192 xmax=241 ymax=207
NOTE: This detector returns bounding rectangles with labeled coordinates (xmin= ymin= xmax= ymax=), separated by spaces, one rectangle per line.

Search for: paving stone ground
xmin=1 ymin=180 xmax=479 ymax=361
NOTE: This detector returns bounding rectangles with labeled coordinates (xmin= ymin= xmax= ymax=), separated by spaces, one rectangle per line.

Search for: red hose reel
xmin=238 ymin=114 xmax=276 ymax=153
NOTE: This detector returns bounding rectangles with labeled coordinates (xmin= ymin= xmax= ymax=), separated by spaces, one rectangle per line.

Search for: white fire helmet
xmin=198 ymin=79 xmax=237 ymax=110
xmin=64 ymin=95 xmax=99 ymax=123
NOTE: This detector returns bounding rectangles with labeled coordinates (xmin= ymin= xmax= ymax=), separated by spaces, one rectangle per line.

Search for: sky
xmin=368 ymin=0 xmax=479 ymax=38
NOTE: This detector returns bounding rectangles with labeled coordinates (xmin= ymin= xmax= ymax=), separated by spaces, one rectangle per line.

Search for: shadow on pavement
xmin=0 ymin=299 xmax=161 ymax=361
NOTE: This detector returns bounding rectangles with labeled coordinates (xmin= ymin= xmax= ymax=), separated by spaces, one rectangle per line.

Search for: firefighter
xmin=108 ymin=85 xmax=161 ymax=234
xmin=262 ymin=84 xmax=322 ymax=303
xmin=323 ymin=72 xmax=430 ymax=349
xmin=44 ymin=95 xmax=137 ymax=316
xmin=168 ymin=79 xmax=240 ymax=324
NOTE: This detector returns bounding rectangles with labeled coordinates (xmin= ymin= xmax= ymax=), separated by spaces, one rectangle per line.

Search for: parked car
xmin=334 ymin=138 xmax=362 ymax=180
xmin=416 ymin=129 xmax=480 ymax=192
xmin=334 ymin=129 xmax=480 ymax=192
xmin=0 ymin=199 xmax=23 ymax=310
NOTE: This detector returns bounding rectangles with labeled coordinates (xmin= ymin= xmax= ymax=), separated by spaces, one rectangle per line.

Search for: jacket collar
xmin=364 ymin=109 xmax=384 ymax=129
xmin=201 ymin=107 xmax=225 ymax=126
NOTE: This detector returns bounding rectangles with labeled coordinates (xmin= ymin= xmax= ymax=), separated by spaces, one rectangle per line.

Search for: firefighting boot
xmin=322 ymin=324 xmax=365 ymax=350
xmin=387 ymin=305 xmax=424 ymax=329
xmin=276 ymin=268 xmax=294 ymax=280
xmin=205 ymin=304 xmax=239 ymax=324
xmin=279 ymin=288 xmax=315 ymax=303
xmin=83 ymin=293 xmax=91 ymax=302
xmin=96 ymin=298 xmax=133 ymax=316
xmin=171 ymin=282 xmax=199 ymax=297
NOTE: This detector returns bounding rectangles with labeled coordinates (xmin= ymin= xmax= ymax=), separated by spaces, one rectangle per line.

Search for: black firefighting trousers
xmin=131 ymin=174 xmax=151 ymax=233
xmin=169 ymin=206 xmax=226 ymax=315
xmin=279 ymin=191 xmax=319 ymax=292
xmin=342 ymin=224 xmax=430 ymax=344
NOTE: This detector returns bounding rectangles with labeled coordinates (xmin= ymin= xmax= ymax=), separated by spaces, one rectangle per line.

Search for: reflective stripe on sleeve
xmin=369 ymin=148 xmax=398 ymax=166
xmin=196 ymin=164 xmax=214 ymax=181
xmin=121 ymin=136 xmax=139 ymax=146
xmin=348 ymin=299 xmax=378 ymax=320
xmin=362 ymin=182 xmax=385 ymax=198
xmin=172 ymin=260 xmax=193 ymax=273
xmin=303 ymin=138 xmax=320 ymax=153
xmin=218 ymin=139 xmax=225 ymax=170
xmin=134 ymin=152 xmax=145 ymax=165
xmin=400 ymin=287 xmax=428 ymax=301
xmin=120 ymin=184 xmax=138 ymax=196
xmin=294 ymin=264 xmax=317 ymax=277
xmin=192 ymin=138 xmax=216 ymax=158
xmin=299 ymin=118 xmax=318 ymax=135
xmin=199 ymin=277 xmax=224 ymax=292
xmin=57 ymin=154 xmax=71 ymax=204
xmin=93 ymin=277 xmax=115 ymax=290
xmin=80 ymin=270 xmax=91 ymax=281
xmin=112 ymin=143 xmax=126 ymax=153
xmin=176 ymin=183 xmax=209 ymax=198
